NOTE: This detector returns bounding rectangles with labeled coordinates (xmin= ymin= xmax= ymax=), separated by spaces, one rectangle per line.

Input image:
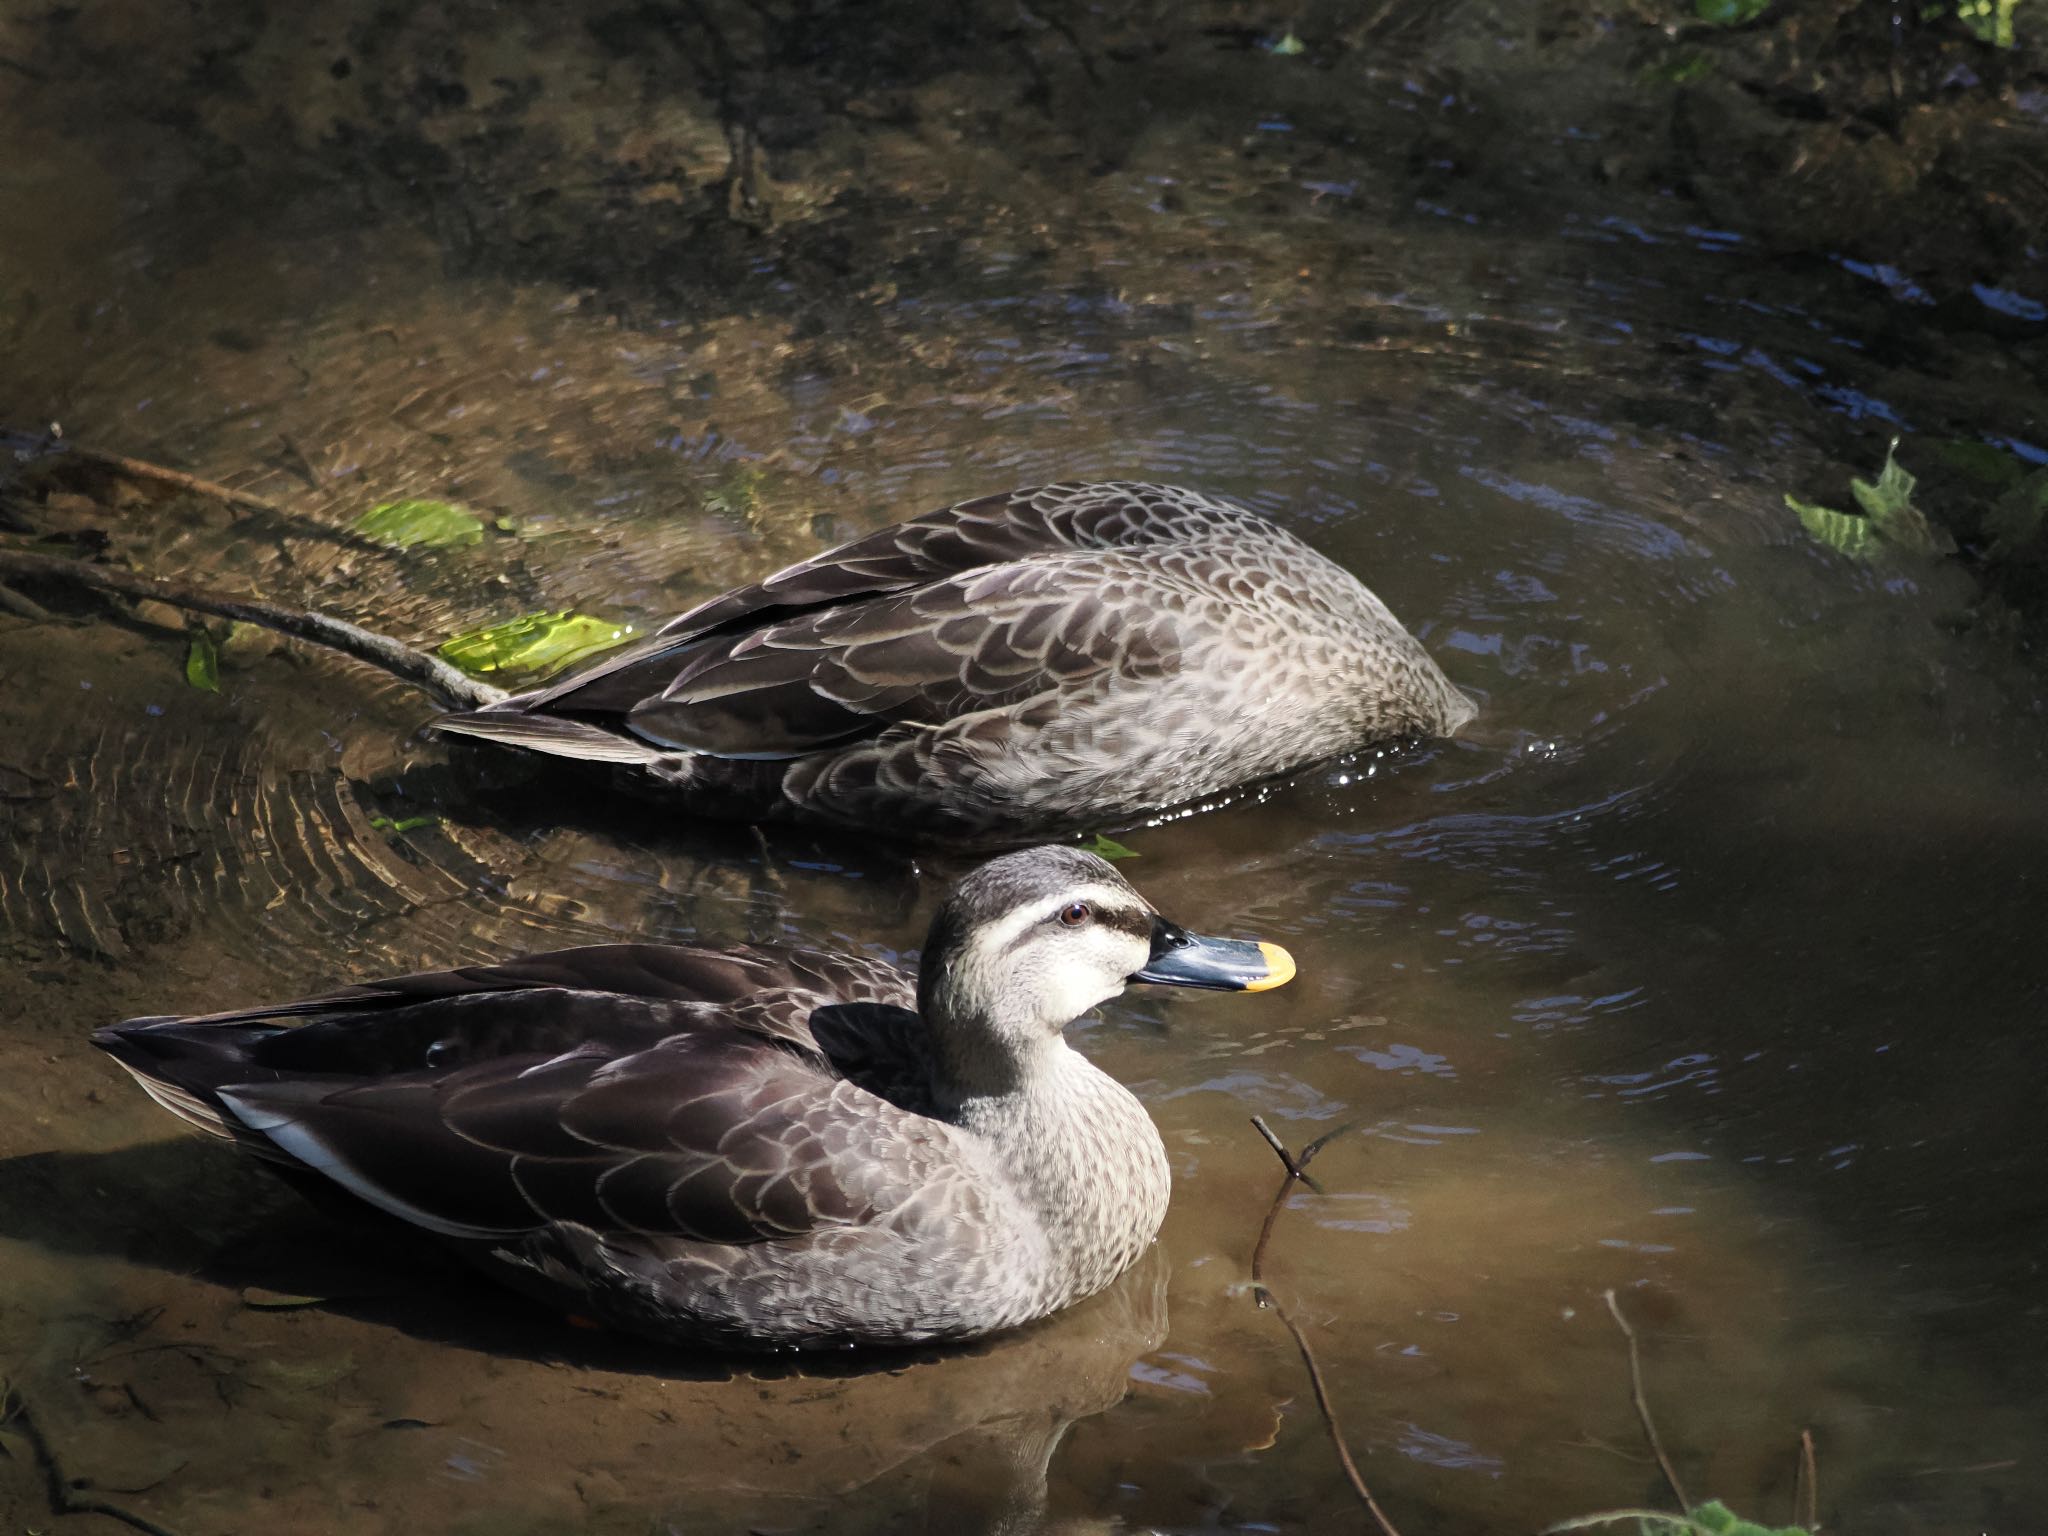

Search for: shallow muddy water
xmin=2 ymin=3 xmax=2045 ymax=1533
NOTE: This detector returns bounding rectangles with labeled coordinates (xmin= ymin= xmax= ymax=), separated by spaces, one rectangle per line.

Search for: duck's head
xmin=917 ymin=846 xmax=1294 ymax=1085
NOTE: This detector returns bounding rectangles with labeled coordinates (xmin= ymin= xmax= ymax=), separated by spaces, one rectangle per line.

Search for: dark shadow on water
xmin=0 ymin=1136 xmax=1160 ymax=1384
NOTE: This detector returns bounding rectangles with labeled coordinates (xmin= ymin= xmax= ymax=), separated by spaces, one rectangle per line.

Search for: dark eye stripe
xmin=1093 ymin=905 xmax=1155 ymax=941
xmin=997 ymin=900 xmax=1154 ymax=956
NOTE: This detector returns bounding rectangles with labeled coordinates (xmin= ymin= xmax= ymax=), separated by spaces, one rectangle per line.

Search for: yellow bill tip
xmin=1245 ymin=941 xmax=1296 ymax=992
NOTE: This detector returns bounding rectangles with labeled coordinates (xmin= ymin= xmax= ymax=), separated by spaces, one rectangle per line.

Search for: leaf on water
xmin=1785 ymin=494 xmax=1877 ymax=559
xmin=184 ymin=627 xmax=221 ymax=691
xmin=1935 ymin=438 xmax=2026 ymax=487
xmin=257 ymin=1354 xmax=357 ymax=1392
xmin=1956 ymin=0 xmax=2019 ymax=47
xmin=1269 ymin=29 xmax=1307 ymax=55
xmin=1647 ymin=50 xmax=1715 ymax=83
xmin=1080 ymin=833 xmax=1139 ymax=860
xmin=354 ymin=497 xmax=486 ymax=549
xmin=1693 ymin=0 xmax=1770 ymax=23
xmin=368 ymin=814 xmax=437 ymax=835
xmin=702 ymin=465 xmax=766 ymax=520
xmin=1986 ymin=468 xmax=2048 ymax=551
xmin=1849 ymin=440 xmax=1955 ymax=555
xmin=1542 ymin=1509 xmax=1809 ymax=1536
xmin=1686 ymin=1501 xmax=1812 ymax=1536
xmin=437 ymin=610 xmax=637 ymax=679
xmin=240 ymin=1287 xmax=329 ymax=1310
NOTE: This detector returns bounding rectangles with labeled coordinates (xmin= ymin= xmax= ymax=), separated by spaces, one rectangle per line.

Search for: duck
xmin=431 ymin=481 xmax=1475 ymax=835
xmin=92 ymin=845 xmax=1295 ymax=1351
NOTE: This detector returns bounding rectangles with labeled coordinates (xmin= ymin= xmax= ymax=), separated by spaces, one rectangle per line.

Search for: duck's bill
xmin=1133 ymin=919 xmax=1296 ymax=992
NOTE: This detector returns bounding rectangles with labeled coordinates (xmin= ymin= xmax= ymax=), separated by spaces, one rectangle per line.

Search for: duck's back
xmin=433 ymin=483 xmax=1473 ymax=833
xmin=93 ymin=943 xmax=1066 ymax=1349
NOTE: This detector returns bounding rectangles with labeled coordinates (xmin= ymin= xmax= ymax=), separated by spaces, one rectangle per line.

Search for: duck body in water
xmin=433 ymin=481 xmax=1475 ymax=836
xmin=93 ymin=847 xmax=1293 ymax=1351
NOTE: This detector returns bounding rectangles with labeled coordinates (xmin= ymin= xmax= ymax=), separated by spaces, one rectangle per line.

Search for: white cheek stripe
xmin=965 ymin=884 xmax=1149 ymax=963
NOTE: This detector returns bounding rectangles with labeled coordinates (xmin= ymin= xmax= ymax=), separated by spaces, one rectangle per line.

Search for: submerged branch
xmin=1601 ymin=1289 xmax=1691 ymax=1514
xmin=0 ymin=547 xmax=507 ymax=711
xmin=1796 ymin=1427 xmax=1818 ymax=1530
xmin=2 ymin=1382 xmax=190 ymax=1536
xmin=1245 ymin=1119 xmax=1402 ymax=1536
xmin=58 ymin=441 xmax=291 ymax=519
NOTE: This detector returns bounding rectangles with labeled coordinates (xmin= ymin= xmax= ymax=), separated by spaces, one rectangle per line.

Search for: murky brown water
xmin=3 ymin=3 xmax=2045 ymax=1532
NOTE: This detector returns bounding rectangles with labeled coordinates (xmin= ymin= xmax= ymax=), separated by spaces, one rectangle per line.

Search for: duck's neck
xmin=947 ymin=1040 xmax=1172 ymax=1303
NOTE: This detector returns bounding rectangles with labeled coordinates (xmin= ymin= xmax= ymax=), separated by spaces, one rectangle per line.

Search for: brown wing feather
xmin=105 ymin=943 xmax=940 ymax=1247
xmin=512 ymin=482 xmax=1258 ymax=728
xmin=622 ymin=556 xmax=1182 ymax=758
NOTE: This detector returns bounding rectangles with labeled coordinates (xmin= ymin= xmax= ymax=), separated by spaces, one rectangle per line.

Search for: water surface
xmin=2 ymin=4 xmax=2045 ymax=1532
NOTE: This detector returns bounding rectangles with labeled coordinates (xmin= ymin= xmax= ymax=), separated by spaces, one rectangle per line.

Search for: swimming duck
xmin=432 ymin=481 xmax=1475 ymax=835
xmin=93 ymin=846 xmax=1294 ymax=1351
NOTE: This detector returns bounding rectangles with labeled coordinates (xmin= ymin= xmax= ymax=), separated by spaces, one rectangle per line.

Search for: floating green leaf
xmin=702 ymin=465 xmax=766 ymax=520
xmin=1080 ymin=833 xmax=1139 ymax=860
xmin=1987 ymin=468 xmax=2048 ymax=551
xmin=1693 ymin=0 xmax=1769 ymax=23
xmin=1269 ymin=29 xmax=1307 ymax=55
xmin=257 ymin=1354 xmax=357 ymax=1392
xmin=438 ymin=610 xmax=637 ymax=679
xmin=354 ymin=497 xmax=486 ymax=549
xmin=1849 ymin=439 xmax=1954 ymax=555
xmin=240 ymin=1287 xmax=329 ymax=1310
xmin=184 ymin=627 xmax=221 ymax=691
xmin=1957 ymin=0 xmax=2019 ymax=46
xmin=1543 ymin=1506 xmax=1810 ymax=1536
xmin=368 ymin=814 xmax=437 ymax=835
xmin=1647 ymin=50 xmax=1716 ymax=83
xmin=1785 ymin=494 xmax=1878 ymax=559
xmin=1935 ymin=438 xmax=2026 ymax=488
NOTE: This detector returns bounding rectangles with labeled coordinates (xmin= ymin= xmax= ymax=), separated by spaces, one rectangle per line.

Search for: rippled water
xmin=3 ymin=4 xmax=2045 ymax=1532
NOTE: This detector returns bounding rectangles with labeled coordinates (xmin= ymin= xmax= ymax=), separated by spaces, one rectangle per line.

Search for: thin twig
xmin=44 ymin=439 xmax=290 ymax=518
xmin=1244 ymin=1121 xmax=1401 ymax=1536
xmin=1601 ymin=1289 xmax=1690 ymax=1513
xmin=1249 ymin=1114 xmax=1317 ymax=1188
xmin=2 ymin=1384 xmax=190 ymax=1536
xmin=1253 ymin=1284 xmax=1406 ymax=1536
xmin=0 ymin=547 xmax=506 ymax=710
xmin=1797 ymin=1428 xmax=1818 ymax=1530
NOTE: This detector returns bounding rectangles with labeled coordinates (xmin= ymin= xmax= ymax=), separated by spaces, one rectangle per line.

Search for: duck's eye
xmin=1058 ymin=902 xmax=1091 ymax=927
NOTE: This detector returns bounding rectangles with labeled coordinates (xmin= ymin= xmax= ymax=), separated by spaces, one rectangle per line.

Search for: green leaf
xmin=1785 ymin=494 xmax=1877 ymax=559
xmin=184 ymin=627 xmax=221 ymax=691
xmin=1542 ymin=1509 xmax=1809 ymax=1536
xmin=1849 ymin=439 xmax=1954 ymax=555
xmin=1987 ymin=468 xmax=2048 ymax=551
xmin=257 ymin=1354 xmax=357 ymax=1392
xmin=702 ymin=465 xmax=766 ymax=520
xmin=1647 ymin=50 xmax=1716 ymax=83
xmin=354 ymin=497 xmax=486 ymax=549
xmin=1956 ymin=0 xmax=2018 ymax=46
xmin=368 ymin=814 xmax=437 ymax=835
xmin=240 ymin=1287 xmax=329 ymax=1310
xmin=1685 ymin=1501 xmax=1811 ymax=1536
xmin=437 ymin=610 xmax=637 ymax=679
xmin=1269 ymin=29 xmax=1307 ymax=55
xmin=1693 ymin=0 xmax=1769 ymax=24
xmin=1935 ymin=438 xmax=2026 ymax=487
xmin=1080 ymin=833 xmax=1139 ymax=860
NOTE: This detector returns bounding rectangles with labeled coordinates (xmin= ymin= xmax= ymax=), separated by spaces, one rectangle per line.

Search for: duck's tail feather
xmin=428 ymin=707 xmax=671 ymax=765
xmin=91 ymin=1016 xmax=291 ymax=1141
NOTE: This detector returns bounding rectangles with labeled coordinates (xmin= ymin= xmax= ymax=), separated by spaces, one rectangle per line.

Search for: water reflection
xmin=0 ymin=1137 xmax=1199 ymax=1533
